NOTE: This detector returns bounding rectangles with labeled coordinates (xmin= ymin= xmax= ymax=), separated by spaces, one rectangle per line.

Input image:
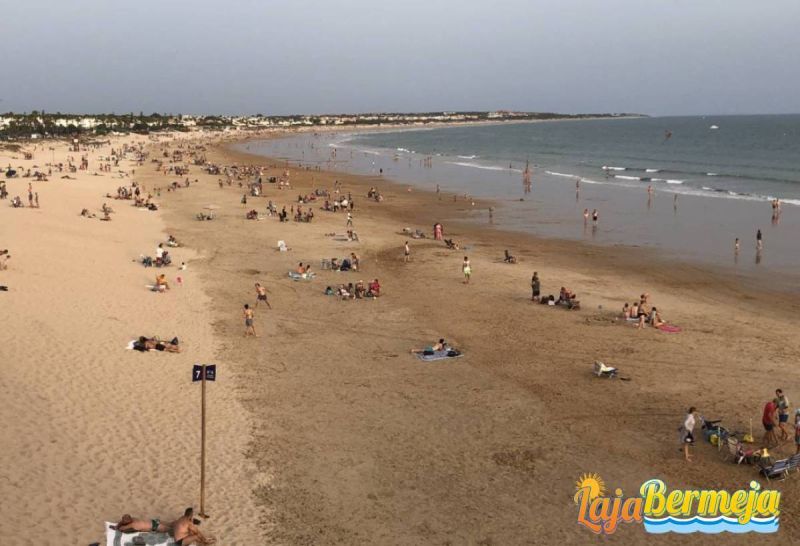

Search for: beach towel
xmin=288 ymin=271 xmax=315 ymax=281
xmin=415 ymin=350 xmax=463 ymax=362
xmin=105 ymin=522 xmax=175 ymax=546
xmin=658 ymin=324 xmax=682 ymax=333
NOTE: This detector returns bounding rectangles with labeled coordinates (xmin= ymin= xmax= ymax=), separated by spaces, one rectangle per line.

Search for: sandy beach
xmin=3 ymin=130 xmax=800 ymax=544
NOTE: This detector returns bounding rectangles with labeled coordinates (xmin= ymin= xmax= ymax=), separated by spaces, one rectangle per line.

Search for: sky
xmin=1 ymin=0 xmax=799 ymax=117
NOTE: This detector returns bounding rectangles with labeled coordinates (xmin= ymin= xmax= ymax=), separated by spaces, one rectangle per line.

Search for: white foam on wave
xmin=457 ymin=155 xmax=478 ymax=159
xmin=645 ymin=169 xmax=660 ymax=173
xmin=603 ymin=166 xmax=626 ymax=171
xmin=614 ymin=175 xmax=640 ymax=181
xmin=447 ymin=161 xmax=509 ymax=172
xmin=396 ymin=147 xmax=411 ymax=153
xmin=665 ymin=179 xmax=684 ymax=184
xmin=706 ymin=172 xmax=718 ymax=176
xmin=544 ymin=171 xmax=603 ymax=185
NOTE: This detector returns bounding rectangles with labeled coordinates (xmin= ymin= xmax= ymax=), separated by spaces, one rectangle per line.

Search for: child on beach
xmin=404 ymin=241 xmax=410 ymax=263
xmin=462 ymin=256 xmax=471 ymax=284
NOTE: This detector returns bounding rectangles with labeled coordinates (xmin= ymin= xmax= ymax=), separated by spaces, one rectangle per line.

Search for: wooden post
xmin=199 ymin=365 xmax=209 ymax=518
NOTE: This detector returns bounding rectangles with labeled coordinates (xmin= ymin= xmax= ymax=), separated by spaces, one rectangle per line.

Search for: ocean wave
xmin=645 ymin=168 xmax=661 ymax=173
xmin=603 ymin=166 xmax=627 ymax=171
xmin=457 ymin=155 xmax=478 ymax=159
xmin=707 ymin=172 xmax=718 ymax=176
xmin=396 ymin=147 xmax=411 ymax=153
xmin=614 ymin=175 xmax=640 ymax=181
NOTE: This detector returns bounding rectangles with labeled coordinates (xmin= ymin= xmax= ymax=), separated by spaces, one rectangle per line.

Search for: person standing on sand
xmin=735 ymin=238 xmax=740 ymax=254
xmin=346 ymin=212 xmax=353 ymax=227
xmin=795 ymin=410 xmax=800 ymax=454
xmin=776 ymin=389 xmax=790 ymax=441
xmin=763 ymin=398 xmax=778 ymax=447
xmin=680 ymin=407 xmax=696 ymax=462
xmin=244 ymin=304 xmax=257 ymax=337
xmin=404 ymin=241 xmax=410 ymax=263
xmin=28 ymin=186 xmax=34 ymax=207
xmin=254 ymin=282 xmax=271 ymax=309
xmin=462 ymin=256 xmax=471 ymax=284
xmin=756 ymin=229 xmax=763 ymax=250
xmin=34 ymin=192 xmax=39 ymax=208
xmin=531 ymin=272 xmax=540 ymax=301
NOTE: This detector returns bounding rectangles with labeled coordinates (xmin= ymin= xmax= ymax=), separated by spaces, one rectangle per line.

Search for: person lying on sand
xmin=135 ymin=336 xmax=181 ymax=352
xmin=112 ymin=514 xmax=170 ymax=534
xmin=411 ymin=338 xmax=448 ymax=354
xmin=504 ymin=250 xmax=517 ymax=264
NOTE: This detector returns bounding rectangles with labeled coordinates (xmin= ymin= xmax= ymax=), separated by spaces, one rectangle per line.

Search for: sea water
xmin=239 ymin=115 xmax=800 ymax=287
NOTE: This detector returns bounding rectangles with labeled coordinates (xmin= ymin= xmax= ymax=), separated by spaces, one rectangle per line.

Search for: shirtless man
xmin=111 ymin=514 xmax=170 ymax=534
xmin=254 ymin=282 xmax=271 ymax=309
xmin=244 ymin=304 xmax=257 ymax=337
xmin=172 ymin=507 xmax=213 ymax=545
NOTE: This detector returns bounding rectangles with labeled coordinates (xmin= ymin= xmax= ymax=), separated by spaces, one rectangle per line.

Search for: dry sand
xmin=3 ymin=131 xmax=800 ymax=545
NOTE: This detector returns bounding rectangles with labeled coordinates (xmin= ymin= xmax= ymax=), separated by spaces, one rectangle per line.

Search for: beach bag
xmin=447 ymin=349 xmax=461 ymax=357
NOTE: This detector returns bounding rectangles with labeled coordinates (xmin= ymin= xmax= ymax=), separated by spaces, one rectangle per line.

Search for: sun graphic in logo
xmin=574 ymin=473 xmax=606 ymax=504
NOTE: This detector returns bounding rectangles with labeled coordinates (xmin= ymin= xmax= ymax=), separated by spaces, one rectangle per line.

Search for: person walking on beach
xmin=592 ymin=209 xmax=598 ymax=226
xmin=404 ymin=241 xmax=410 ymax=263
xmin=531 ymin=272 xmax=540 ymax=301
xmin=734 ymin=238 xmax=740 ymax=254
xmin=28 ymin=186 xmax=34 ymax=207
xmin=346 ymin=212 xmax=353 ymax=227
xmin=583 ymin=208 xmax=589 ymax=224
xmin=244 ymin=304 xmax=257 ymax=337
xmin=756 ymin=229 xmax=763 ymax=251
xmin=680 ymin=407 xmax=697 ymax=462
xmin=254 ymin=282 xmax=271 ymax=309
xmin=776 ymin=389 xmax=790 ymax=442
xmin=462 ymin=256 xmax=471 ymax=284
xmin=34 ymin=192 xmax=39 ymax=208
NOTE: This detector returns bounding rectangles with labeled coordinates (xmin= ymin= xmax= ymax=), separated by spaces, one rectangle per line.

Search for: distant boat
xmin=710 ymin=125 xmax=719 ymax=130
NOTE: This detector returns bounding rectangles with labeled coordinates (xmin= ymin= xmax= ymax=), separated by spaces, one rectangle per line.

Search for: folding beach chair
xmin=759 ymin=458 xmax=791 ymax=482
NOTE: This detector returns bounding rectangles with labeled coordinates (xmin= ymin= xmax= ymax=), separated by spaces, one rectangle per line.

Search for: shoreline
xmin=238 ymin=124 xmax=800 ymax=294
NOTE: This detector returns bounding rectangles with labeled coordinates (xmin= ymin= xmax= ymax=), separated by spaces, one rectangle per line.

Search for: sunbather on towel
xmin=135 ymin=336 xmax=181 ymax=352
xmin=111 ymin=514 xmax=170 ymax=534
xmin=411 ymin=338 xmax=448 ymax=354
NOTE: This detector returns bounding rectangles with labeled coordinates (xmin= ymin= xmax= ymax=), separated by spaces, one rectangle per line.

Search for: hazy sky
xmin=2 ymin=0 xmax=799 ymax=116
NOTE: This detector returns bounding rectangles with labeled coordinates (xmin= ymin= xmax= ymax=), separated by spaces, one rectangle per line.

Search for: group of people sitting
xmin=367 ymin=187 xmax=384 ymax=202
xmin=322 ymin=253 xmax=360 ymax=272
xmin=326 ymin=278 xmax=381 ymax=299
xmin=245 ymin=209 xmax=260 ymax=220
xmin=621 ymin=294 xmax=664 ymax=328
xmin=293 ymin=206 xmax=314 ymax=222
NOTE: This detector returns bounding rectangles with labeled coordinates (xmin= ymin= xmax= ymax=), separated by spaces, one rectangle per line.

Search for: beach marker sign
xmin=192 ymin=364 xmax=217 ymax=518
xmin=192 ymin=364 xmax=216 ymax=381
